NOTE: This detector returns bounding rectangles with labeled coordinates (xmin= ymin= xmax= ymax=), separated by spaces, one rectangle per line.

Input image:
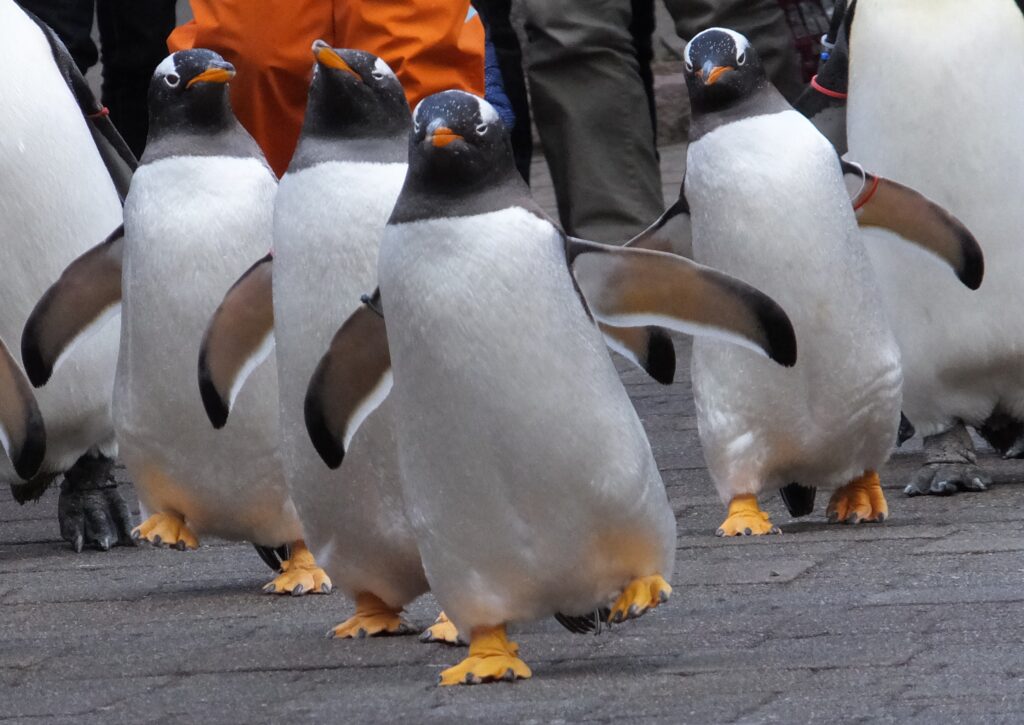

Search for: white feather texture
xmin=848 ymin=0 xmax=1024 ymax=436
xmin=115 ymin=155 xmax=301 ymax=545
xmin=0 ymin=1 xmax=122 ymax=482
xmin=272 ymin=160 xmax=427 ymax=607
xmin=687 ymin=110 xmax=902 ymax=502
xmin=379 ymin=207 xmax=676 ymax=632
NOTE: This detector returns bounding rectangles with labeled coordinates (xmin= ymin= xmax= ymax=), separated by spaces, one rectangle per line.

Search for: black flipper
xmin=22 ymin=8 xmax=137 ymax=200
xmin=779 ymin=482 xmax=817 ymax=518
xmin=554 ymin=608 xmax=612 ymax=635
xmin=253 ymin=543 xmax=290 ymax=572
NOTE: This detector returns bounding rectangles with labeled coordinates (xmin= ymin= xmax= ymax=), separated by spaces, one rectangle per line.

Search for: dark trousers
xmin=17 ymin=0 xmax=177 ymax=157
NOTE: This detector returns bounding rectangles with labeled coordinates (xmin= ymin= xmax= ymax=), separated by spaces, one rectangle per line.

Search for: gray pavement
xmin=3 ymin=145 xmax=1024 ymax=723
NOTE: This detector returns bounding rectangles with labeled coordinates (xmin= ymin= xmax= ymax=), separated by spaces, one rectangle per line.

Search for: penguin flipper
xmin=841 ymin=160 xmax=984 ymax=290
xmin=22 ymin=226 xmax=124 ymax=387
xmin=624 ymin=196 xmax=693 ymax=257
xmin=305 ymin=290 xmax=392 ymax=469
xmin=23 ymin=9 xmax=137 ymax=200
xmin=197 ymin=254 xmax=275 ymax=429
xmin=598 ymin=324 xmax=676 ymax=385
xmin=566 ymin=238 xmax=797 ymax=367
xmin=0 ymin=335 xmax=46 ymax=480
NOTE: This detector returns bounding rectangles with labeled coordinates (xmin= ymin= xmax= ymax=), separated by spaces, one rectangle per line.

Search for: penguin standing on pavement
xmin=846 ymin=0 xmax=1024 ymax=496
xmin=303 ymin=90 xmax=800 ymax=685
xmin=3 ymin=0 xmax=138 ymax=551
xmin=631 ymin=29 xmax=983 ymax=534
xmin=23 ymin=49 xmax=330 ymax=595
xmin=197 ymin=43 xmax=438 ymax=638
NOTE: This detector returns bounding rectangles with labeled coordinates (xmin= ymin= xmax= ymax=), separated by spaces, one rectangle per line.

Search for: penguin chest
xmin=686 ymin=114 xmax=902 ymax=484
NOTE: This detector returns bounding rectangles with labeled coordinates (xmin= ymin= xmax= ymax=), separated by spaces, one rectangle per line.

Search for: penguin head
xmin=683 ymin=28 xmax=767 ymax=112
xmin=148 ymin=50 xmax=236 ymax=137
xmin=407 ymin=90 xmax=513 ymax=189
xmin=305 ymin=42 xmax=410 ymax=139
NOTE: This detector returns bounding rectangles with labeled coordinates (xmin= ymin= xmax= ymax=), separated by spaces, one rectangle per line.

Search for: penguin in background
xmin=845 ymin=0 xmax=1024 ymax=496
xmin=628 ymin=28 xmax=983 ymax=534
xmin=23 ymin=49 xmax=330 ymax=595
xmin=4 ymin=0 xmax=139 ymax=551
xmin=197 ymin=43 xmax=446 ymax=640
xmin=303 ymin=90 xmax=799 ymax=685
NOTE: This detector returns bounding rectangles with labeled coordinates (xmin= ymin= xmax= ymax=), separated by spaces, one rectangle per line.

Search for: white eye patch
xmin=373 ymin=56 xmax=397 ymax=80
xmin=473 ymin=94 xmax=499 ymax=125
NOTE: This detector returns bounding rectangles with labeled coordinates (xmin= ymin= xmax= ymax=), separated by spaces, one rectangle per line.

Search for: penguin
xmin=22 ymin=49 xmax=330 ymax=594
xmin=196 ymin=43 xmax=440 ymax=639
xmin=634 ymin=28 xmax=983 ymax=535
xmin=845 ymin=0 xmax=1024 ymax=495
xmin=3 ymin=0 xmax=139 ymax=551
xmin=302 ymin=90 xmax=800 ymax=685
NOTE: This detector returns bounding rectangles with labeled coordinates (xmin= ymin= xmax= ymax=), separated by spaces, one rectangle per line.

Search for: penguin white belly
xmin=848 ymin=0 xmax=1024 ymax=434
xmin=687 ymin=112 xmax=901 ymax=498
xmin=0 ymin=2 xmax=121 ymax=480
xmin=378 ymin=207 xmax=676 ymax=631
xmin=115 ymin=156 xmax=299 ymax=545
xmin=273 ymin=161 xmax=426 ymax=605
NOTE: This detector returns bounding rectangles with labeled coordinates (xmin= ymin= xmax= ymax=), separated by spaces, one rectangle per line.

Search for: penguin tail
xmin=253 ymin=543 xmax=290 ymax=572
xmin=554 ymin=608 xmax=612 ymax=635
xmin=778 ymin=482 xmax=817 ymax=518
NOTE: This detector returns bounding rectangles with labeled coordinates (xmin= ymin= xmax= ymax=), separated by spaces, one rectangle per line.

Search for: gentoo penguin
xmin=631 ymin=28 xmax=982 ymax=534
xmin=846 ymin=0 xmax=1024 ymax=495
xmin=3 ymin=0 xmax=138 ymax=551
xmin=23 ymin=49 xmax=329 ymax=594
xmin=303 ymin=90 xmax=799 ymax=684
xmin=196 ymin=43 xmax=436 ymax=638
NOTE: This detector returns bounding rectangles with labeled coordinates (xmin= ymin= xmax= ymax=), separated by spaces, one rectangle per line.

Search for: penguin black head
xmin=304 ymin=42 xmax=410 ymax=140
xmin=407 ymin=90 xmax=514 ymax=191
xmin=683 ymin=28 xmax=768 ymax=113
xmin=147 ymin=49 xmax=236 ymax=139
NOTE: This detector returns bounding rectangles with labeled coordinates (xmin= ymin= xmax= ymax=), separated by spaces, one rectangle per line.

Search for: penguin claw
xmin=608 ymin=575 xmax=672 ymax=624
xmin=438 ymin=626 xmax=530 ymax=686
xmin=420 ymin=611 xmax=464 ymax=645
xmin=262 ymin=542 xmax=331 ymax=596
xmin=132 ymin=512 xmax=199 ymax=550
xmin=904 ymin=462 xmax=992 ymax=497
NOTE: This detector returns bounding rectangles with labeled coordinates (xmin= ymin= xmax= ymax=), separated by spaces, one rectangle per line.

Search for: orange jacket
xmin=169 ymin=1 xmax=485 ymax=175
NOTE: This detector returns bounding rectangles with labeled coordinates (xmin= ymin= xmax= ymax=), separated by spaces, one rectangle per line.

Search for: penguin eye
xmin=413 ymin=118 xmax=421 ymax=133
xmin=736 ymin=51 xmax=746 ymax=66
xmin=165 ymin=73 xmax=180 ymax=87
xmin=684 ymin=59 xmax=694 ymax=74
xmin=371 ymin=70 xmax=385 ymax=80
xmin=475 ymin=123 xmax=488 ymax=135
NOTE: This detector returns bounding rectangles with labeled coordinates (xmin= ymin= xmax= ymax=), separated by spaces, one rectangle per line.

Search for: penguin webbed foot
xmin=826 ymin=471 xmax=888 ymax=524
xmin=131 ymin=511 xmax=199 ymax=550
xmin=905 ymin=423 xmax=991 ymax=496
xmin=438 ymin=625 xmax=531 ymax=686
xmin=716 ymin=494 xmax=780 ymax=536
xmin=262 ymin=540 xmax=332 ymax=596
xmin=327 ymin=592 xmax=414 ymax=639
xmin=419 ymin=610 xmax=465 ymax=645
xmin=58 ymin=454 xmax=136 ymax=552
xmin=905 ymin=462 xmax=991 ymax=497
xmin=608 ymin=575 xmax=672 ymax=624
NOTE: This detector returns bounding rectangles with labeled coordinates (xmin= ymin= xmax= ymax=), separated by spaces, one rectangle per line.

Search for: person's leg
xmin=631 ymin=0 xmax=657 ymax=144
xmin=521 ymin=0 xmax=664 ymax=242
xmin=665 ymin=0 xmax=803 ymax=101
xmin=16 ymin=0 xmax=98 ymax=73
xmin=474 ymin=0 xmax=533 ymax=182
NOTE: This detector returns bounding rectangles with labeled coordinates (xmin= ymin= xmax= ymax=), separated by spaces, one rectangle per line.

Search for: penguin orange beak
xmin=187 ymin=64 xmax=236 ymax=88
xmin=312 ymin=40 xmax=361 ymax=81
xmin=699 ymin=64 xmax=732 ymax=85
xmin=429 ymin=127 xmax=463 ymax=148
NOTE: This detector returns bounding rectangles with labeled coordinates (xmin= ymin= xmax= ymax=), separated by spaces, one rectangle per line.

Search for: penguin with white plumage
xmin=4 ymin=0 xmax=139 ymax=551
xmin=845 ymin=0 xmax=1024 ymax=496
xmin=23 ymin=49 xmax=331 ymax=595
xmin=197 ymin=42 xmax=449 ymax=639
xmin=628 ymin=28 xmax=984 ymax=534
xmin=303 ymin=89 xmax=801 ymax=685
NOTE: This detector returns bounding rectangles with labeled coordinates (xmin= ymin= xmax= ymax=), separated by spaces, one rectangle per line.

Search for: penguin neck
xmin=689 ymin=82 xmax=792 ymax=142
xmin=389 ymin=156 xmax=541 ymax=225
xmin=141 ymin=113 xmax=269 ymax=168
xmin=288 ymin=128 xmax=408 ymax=172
